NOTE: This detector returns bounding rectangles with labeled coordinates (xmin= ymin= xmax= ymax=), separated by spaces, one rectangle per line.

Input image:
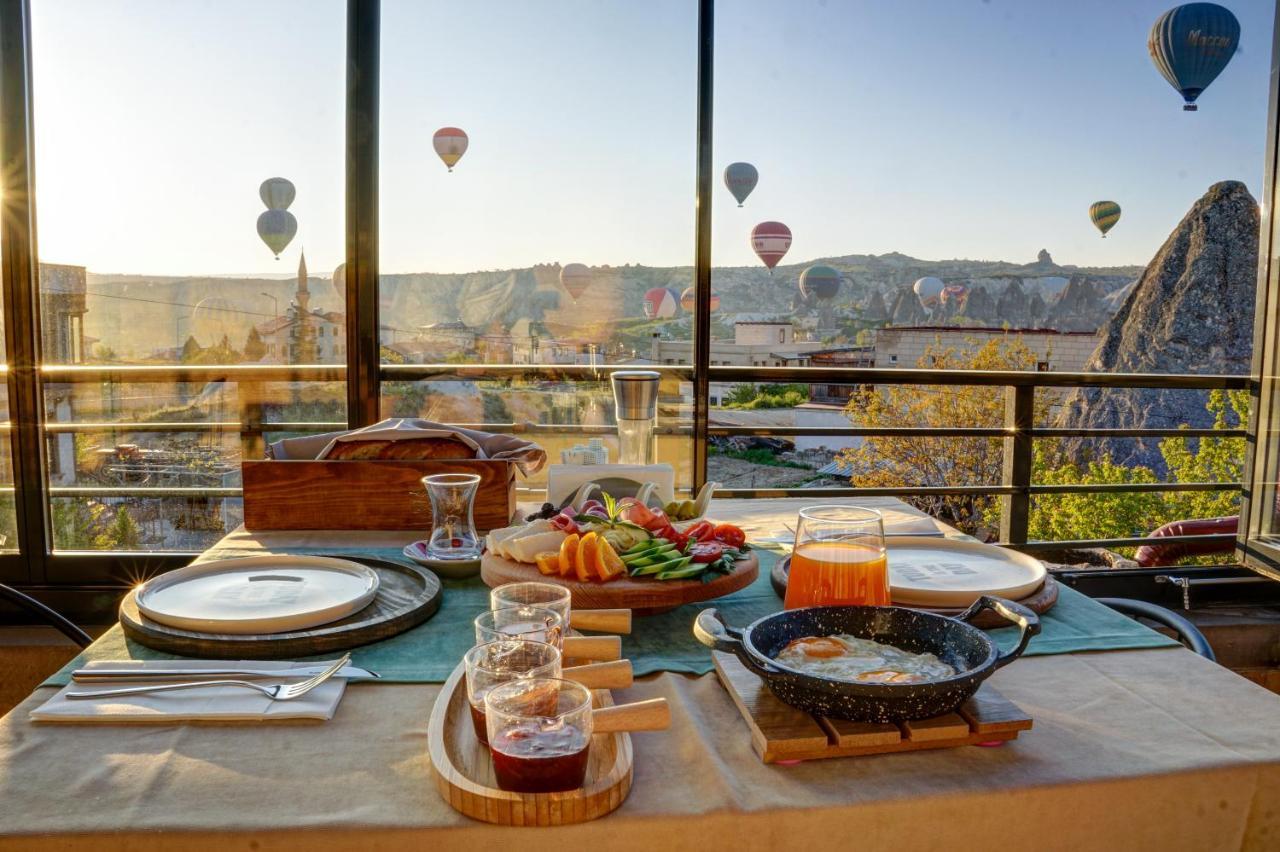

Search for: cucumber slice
xmin=656 ymin=562 xmax=710 ymax=581
xmin=622 ymin=540 xmax=659 ymax=557
xmin=629 ymin=555 xmax=690 ymax=576
xmin=622 ymin=543 xmax=678 ymax=566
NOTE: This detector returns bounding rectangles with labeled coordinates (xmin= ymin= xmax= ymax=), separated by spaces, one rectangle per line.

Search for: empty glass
xmin=474 ymin=605 xmax=564 ymax=649
xmin=484 ymin=677 xmax=593 ymax=793
xmin=422 ymin=473 xmax=481 ymax=560
xmin=489 ymin=582 xmax=572 ymax=626
xmin=464 ymin=639 xmax=561 ymax=745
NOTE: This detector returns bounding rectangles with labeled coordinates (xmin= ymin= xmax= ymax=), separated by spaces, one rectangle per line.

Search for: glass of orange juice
xmin=784 ymin=505 xmax=889 ymax=609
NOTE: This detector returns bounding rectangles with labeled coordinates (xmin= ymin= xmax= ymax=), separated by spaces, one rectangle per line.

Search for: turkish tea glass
xmin=464 ymin=639 xmax=561 ymax=745
xmin=422 ymin=473 xmax=481 ymax=560
xmin=489 ymin=582 xmax=572 ymax=627
xmin=784 ymin=505 xmax=889 ymax=609
xmin=484 ymin=677 xmax=593 ymax=793
xmin=474 ymin=605 xmax=565 ymax=649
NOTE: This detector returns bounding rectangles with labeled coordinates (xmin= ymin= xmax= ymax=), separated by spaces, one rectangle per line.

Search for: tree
xmin=837 ymin=336 xmax=1053 ymax=534
xmin=96 ymin=506 xmax=141 ymax=550
xmin=243 ymin=326 xmax=267 ymax=361
xmin=1159 ymin=389 xmax=1249 ymax=521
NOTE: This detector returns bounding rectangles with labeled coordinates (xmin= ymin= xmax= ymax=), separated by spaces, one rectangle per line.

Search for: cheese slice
xmin=508 ymin=530 xmax=569 ymax=564
xmin=487 ymin=520 xmax=550 ymax=559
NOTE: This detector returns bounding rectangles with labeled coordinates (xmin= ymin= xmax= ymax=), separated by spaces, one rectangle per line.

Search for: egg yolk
xmin=789 ymin=637 xmax=847 ymax=659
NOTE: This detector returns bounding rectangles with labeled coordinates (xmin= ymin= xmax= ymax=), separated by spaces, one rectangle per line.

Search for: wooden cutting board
xmin=427 ymin=659 xmax=632 ymax=825
xmin=481 ymin=551 xmax=758 ymax=614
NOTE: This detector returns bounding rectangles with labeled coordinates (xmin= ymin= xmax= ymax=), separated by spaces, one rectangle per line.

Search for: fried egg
xmin=774 ymin=634 xmax=957 ymax=684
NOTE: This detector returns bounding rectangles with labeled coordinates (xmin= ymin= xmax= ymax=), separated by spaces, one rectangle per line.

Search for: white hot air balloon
xmin=259 ymin=177 xmax=296 ymax=211
xmin=257 ymin=209 xmax=298 ymax=259
xmin=913 ymin=276 xmax=944 ymax=308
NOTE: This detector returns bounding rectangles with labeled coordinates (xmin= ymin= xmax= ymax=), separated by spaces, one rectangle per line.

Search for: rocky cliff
xmin=1056 ymin=180 xmax=1258 ymax=471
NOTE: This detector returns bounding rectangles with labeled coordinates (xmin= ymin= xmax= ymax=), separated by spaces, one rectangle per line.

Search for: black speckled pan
xmin=694 ymin=597 xmax=1040 ymax=723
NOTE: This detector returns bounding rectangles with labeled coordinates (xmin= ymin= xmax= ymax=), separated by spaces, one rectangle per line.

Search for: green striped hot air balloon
xmin=1089 ymin=201 xmax=1121 ymax=238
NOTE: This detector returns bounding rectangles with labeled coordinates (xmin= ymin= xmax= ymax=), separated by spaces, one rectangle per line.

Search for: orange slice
xmin=559 ymin=533 xmax=580 ymax=577
xmin=534 ymin=551 xmax=561 ymax=576
xmin=595 ymin=537 xmax=626 ymax=582
xmin=575 ymin=532 xmax=598 ymax=583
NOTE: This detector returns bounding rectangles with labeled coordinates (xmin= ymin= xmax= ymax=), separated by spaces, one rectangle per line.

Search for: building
xmin=253 ymin=252 xmax=346 ymax=363
xmin=871 ymin=326 xmax=1099 ymax=372
xmin=40 ymin=263 xmax=87 ymax=485
xmin=650 ymin=321 xmax=828 ymax=368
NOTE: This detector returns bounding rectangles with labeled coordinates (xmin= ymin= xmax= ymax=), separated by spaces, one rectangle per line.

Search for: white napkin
xmin=30 ymin=660 xmax=348 ymax=724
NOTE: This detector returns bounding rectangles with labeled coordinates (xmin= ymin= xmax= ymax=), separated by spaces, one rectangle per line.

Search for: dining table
xmin=2 ymin=496 xmax=1280 ymax=851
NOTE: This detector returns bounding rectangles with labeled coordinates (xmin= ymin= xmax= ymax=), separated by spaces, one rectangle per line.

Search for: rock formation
xmin=863 ymin=289 xmax=889 ymax=323
xmin=1056 ymin=180 xmax=1258 ymax=471
xmin=961 ymin=285 xmax=998 ymax=323
xmin=888 ymin=286 xmax=929 ymax=325
xmin=1036 ymin=248 xmax=1054 ymax=266
xmin=1047 ymin=275 xmax=1108 ymax=332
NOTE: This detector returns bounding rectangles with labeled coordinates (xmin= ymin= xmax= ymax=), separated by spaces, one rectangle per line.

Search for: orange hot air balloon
xmin=560 ymin=263 xmax=592 ymax=300
xmin=680 ymin=287 xmax=720 ymax=313
xmin=433 ymin=127 xmax=469 ymax=172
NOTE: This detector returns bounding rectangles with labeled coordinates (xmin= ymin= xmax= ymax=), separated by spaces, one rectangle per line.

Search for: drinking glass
xmin=784 ymin=505 xmax=889 ymax=609
xmin=422 ymin=473 xmax=481 ymax=560
xmin=464 ymin=639 xmax=561 ymax=745
xmin=489 ymin=582 xmax=572 ymax=626
xmin=474 ymin=605 xmax=564 ymax=649
xmin=484 ymin=677 xmax=593 ymax=793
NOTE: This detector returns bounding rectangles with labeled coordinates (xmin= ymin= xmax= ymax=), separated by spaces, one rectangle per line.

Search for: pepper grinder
xmin=611 ymin=370 xmax=660 ymax=466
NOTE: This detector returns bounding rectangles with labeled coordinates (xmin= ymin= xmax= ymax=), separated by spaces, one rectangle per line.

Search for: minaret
xmin=290 ymin=249 xmax=317 ymax=363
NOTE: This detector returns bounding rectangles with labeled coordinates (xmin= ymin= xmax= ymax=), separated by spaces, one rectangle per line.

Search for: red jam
xmin=489 ymin=722 xmax=590 ymax=793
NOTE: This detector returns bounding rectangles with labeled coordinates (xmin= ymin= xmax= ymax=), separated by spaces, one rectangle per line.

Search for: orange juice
xmin=784 ymin=540 xmax=890 ymax=609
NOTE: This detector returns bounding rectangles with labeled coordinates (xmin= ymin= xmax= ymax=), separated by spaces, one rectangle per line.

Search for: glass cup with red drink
xmin=463 ymin=639 xmax=561 ymax=745
xmin=484 ymin=677 xmax=593 ymax=794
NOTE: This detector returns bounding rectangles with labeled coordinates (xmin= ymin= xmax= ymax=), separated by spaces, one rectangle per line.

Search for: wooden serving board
xmin=120 ymin=556 xmax=442 ymax=659
xmin=428 ymin=659 xmax=632 ymax=825
xmin=481 ymin=551 xmax=759 ymax=614
xmin=713 ymin=651 xmax=1032 ymax=764
xmin=770 ymin=556 xmax=1058 ymax=629
xmin=242 ymin=458 xmax=516 ymax=531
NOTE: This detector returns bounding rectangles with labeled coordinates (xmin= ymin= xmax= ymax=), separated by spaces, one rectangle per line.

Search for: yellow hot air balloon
xmin=1089 ymin=201 xmax=1121 ymax=238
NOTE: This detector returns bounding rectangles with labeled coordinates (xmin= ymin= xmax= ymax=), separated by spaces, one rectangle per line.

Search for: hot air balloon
xmin=433 ymin=127 xmax=469 ymax=171
xmin=913 ymin=276 xmax=944 ymax=308
xmin=192 ymin=297 xmax=240 ymax=346
xmin=941 ymin=283 xmax=969 ymax=307
xmin=679 ymin=287 xmax=720 ymax=313
xmin=724 ymin=162 xmax=758 ymax=207
xmin=259 ymin=177 xmax=295 ymax=211
xmin=799 ymin=265 xmax=842 ymax=301
xmin=257 ymin=209 xmax=298 ymax=259
xmin=1149 ymin=3 xmax=1240 ymax=111
xmin=643 ymin=287 xmax=678 ymax=320
xmin=332 ymin=262 xmax=346 ymax=303
xmin=751 ymin=221 xmax=791 ymax=271
xmin=1089 ymin=201 xmax=1121 ymax=237
xmin=560 ymin=263 xmax=592 ymax=300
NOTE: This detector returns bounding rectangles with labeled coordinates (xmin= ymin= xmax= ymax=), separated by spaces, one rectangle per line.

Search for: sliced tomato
xmin=689 ymin=541 xmax=725 ymax=563
xmin=712 ymin=524 xmax=746 ymax=549
xmin=684 ymin=521 xmax=715 ymax=542
xmin=658 ymin=526 xmax=689 ymax=553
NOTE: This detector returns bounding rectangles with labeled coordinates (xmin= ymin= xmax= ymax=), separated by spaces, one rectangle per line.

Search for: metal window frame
xmin=0 ymin=0 xmax=1276 ymax=605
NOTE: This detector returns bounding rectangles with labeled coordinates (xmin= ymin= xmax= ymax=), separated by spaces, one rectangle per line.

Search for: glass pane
xmin=31 ymin=0 xmax=346 ymax=553
xmin=378 ymin=0 xmax=697 ymax=491
xmin=711 ymin=1 xmax=1272 ymax=549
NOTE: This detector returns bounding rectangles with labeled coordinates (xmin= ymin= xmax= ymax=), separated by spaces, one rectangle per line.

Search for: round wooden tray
xmin=120 ymin=556 xmax=442 ymax=659
xmin=481 ymin=551 xmax=759 ymax=615
xmin=770 ymin=555 xmax=1058 ymax=628
xmin=427 ymin=659 xmax=632 ymax=825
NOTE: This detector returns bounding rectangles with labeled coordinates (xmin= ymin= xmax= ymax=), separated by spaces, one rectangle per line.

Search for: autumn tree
xmin=837 ymin=336 xmax=1053 ymax=534
xmin=243 ymin=326 xmax=267 ymax=361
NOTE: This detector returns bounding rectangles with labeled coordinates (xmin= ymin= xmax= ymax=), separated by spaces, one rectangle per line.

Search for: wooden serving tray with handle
xmin=427 ymin=659 xmax=667 ymax=825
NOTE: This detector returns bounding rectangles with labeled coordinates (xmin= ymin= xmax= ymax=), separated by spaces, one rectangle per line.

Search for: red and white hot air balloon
xmin=433 ymin=127 xmax=469 ymax=172
xmin=643 ymin=287 xmax=678 ymax=319
xmin=751 ymin=221 xmax=792 ymax=272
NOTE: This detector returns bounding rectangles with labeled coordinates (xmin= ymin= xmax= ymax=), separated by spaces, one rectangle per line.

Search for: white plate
xmin=135 ymin=555 xmax=380 ymax=635
xmin=887 ymin=537 xmax=1046 ymax=608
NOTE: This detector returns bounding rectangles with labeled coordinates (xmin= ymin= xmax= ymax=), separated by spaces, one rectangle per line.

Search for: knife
xmin=70 ymin=663 xmax=380 ymax=682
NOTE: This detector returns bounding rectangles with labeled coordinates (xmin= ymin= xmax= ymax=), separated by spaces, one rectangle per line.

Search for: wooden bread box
xmin=241 ymin=459 xmax=518 ymax=532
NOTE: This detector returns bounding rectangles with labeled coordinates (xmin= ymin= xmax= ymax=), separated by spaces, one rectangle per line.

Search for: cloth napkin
xmin=265 ymin=417 xmax=547 ymax=476
xmin=30 ymin=660 xmax=348 ymax=724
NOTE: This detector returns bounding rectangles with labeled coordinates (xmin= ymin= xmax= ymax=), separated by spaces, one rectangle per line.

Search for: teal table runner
xmin=45 ymin=546 xmax=1179 ymax=686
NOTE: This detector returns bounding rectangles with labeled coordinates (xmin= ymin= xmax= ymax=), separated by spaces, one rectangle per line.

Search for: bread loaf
xmin=324 ymin=436 xmax=476 ymax=460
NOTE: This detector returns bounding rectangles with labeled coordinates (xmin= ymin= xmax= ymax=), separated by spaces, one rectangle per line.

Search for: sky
xmin=28 ymin=0 xmax=1277 ymax=277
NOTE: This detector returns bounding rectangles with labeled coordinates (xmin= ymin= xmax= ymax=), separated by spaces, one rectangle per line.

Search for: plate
xmin=403 ymin=541 xmax=482 ymax=579
xmin=135 ymin=554 xmax=381 ymax=635
xmin=886 ymin=537 xmax=1047 ymax=607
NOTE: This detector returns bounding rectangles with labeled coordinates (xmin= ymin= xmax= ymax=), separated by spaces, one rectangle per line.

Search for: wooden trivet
xmin=713 ymin=651 xmax=1032 ymax=764
xmin=120 ymin=556 xmax=442 ymax=659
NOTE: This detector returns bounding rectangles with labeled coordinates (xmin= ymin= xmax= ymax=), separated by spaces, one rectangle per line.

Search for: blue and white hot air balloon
xmin=1149 ymin=3 xmax=1241 ymax=111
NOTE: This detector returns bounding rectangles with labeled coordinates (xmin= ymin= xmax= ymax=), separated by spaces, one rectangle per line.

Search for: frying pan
xmin=694 ymin=596 xmax=1039 ymax=723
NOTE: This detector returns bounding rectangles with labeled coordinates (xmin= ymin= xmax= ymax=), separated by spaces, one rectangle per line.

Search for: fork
xmin=65 ymin=653 xmax=352 ymax=701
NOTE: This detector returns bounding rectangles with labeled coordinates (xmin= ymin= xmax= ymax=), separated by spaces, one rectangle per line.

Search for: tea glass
xmin=463 ymin=639 xmax=561 ymax=745
xmin=473 ymin=605 xmax=564 ymax=649
xmin=484 ymin=677 xmax=593 ymax=793
xmin=489 ymin=582 xmax=572 ymax=627
xmin=422 ymin=473 xmax=482 ymax=560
